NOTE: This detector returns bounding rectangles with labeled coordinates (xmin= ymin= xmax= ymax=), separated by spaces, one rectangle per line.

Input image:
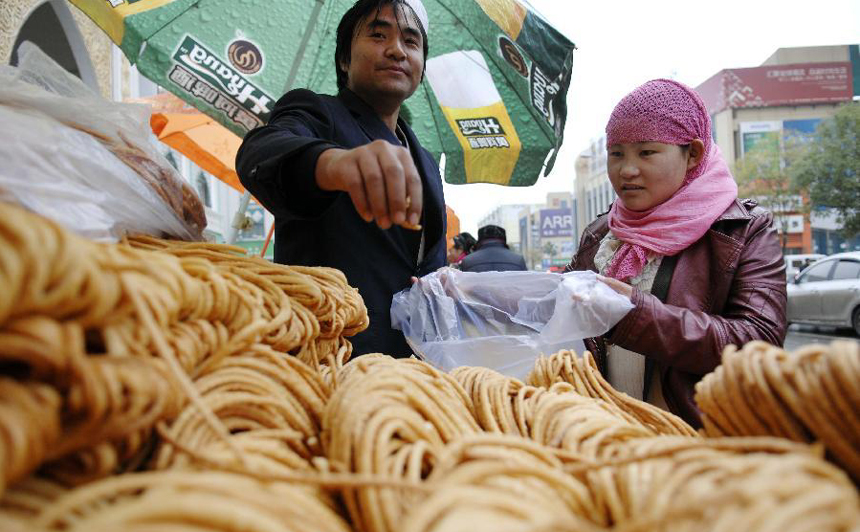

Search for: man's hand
xmin=315 ymin=140 xmax=423 ymax=230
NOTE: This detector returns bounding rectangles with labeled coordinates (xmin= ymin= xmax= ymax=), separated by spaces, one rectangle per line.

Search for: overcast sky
xmin=442 ymin=0 xmax=860 ymax=235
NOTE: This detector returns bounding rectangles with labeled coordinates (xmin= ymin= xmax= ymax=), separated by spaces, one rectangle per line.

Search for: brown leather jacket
xmin=566 ymin=199 xmax=787 ymax=427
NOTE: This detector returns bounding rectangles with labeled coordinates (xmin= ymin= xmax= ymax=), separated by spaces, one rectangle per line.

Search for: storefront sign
xmin=697 ymin=62 xmax=853 ymax=114
xmin=539 ymin=208 xmax=573 ymax=238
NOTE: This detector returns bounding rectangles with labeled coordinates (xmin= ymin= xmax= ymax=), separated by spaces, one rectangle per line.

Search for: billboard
xmin=740 ymin=121 xmax=781 ymax=156
xmin=783 ymin=118 xmax=822 ymax=136
xmin=539 ymin=208 xmax=573 ymax=238
xmin=740 ymin=118 xmax=825 ymax=157
xmin=783 ymin=118 xmax=823 ymax=147
xmin=697 ymin=62 xmax=853 ymax=115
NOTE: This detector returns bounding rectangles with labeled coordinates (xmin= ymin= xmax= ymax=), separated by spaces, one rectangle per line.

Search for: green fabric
xmin=101 ymin=0 xmax=575 ymax=186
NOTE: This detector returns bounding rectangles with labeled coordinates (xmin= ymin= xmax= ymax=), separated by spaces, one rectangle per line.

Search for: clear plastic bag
xmin=0 ymin=42 xmax=205 ymax=241
xmin=391 ymin=268 xmax=635 ymax=380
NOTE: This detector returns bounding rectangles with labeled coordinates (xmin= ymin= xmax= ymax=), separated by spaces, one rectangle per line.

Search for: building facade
xmin=573 ymin=44 xmax=860 ymax=255
xmin=514 ymin=192 xmax=575 ymax=271
xmin=573 ymin=135 xmax=614 ymax=244
xmin=696 ymin=44 xmax=859 ymax=254
xmin=2 ymin=1 xmax=263 ymax=253
xmin=478 ymin=204 xmax=531 ymax=253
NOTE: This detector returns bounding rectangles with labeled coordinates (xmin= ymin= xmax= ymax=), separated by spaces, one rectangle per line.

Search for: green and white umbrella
xmin=70 ymin=0 xmax=574 ymax=187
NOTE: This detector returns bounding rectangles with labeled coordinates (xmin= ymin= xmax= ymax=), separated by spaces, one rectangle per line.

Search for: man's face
xmin=342 ymin=4 xmax=424 ymax=102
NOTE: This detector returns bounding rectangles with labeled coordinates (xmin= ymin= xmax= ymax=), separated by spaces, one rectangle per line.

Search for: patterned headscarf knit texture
xmin=606 ymin=79 xmax=712 ymax=183
xmin=603 ymin=79 xmax=738 ymax=282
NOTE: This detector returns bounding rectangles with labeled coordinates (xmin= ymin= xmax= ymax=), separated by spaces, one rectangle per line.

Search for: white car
xmin=787 ymin=252 xmax=860 ymax=335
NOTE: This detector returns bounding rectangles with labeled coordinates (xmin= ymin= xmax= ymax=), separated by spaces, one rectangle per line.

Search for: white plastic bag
xmin=0 ymin=42 xmax=205 ymax=241
xmin=391 ymin=269 xmax=635 ymax=380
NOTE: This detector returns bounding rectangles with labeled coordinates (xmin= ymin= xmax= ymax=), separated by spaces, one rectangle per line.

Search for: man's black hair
xmin=477 ymin=225 xmax=508 ymax=248
xmin=335 ymin=0 xmax=429 ymax=91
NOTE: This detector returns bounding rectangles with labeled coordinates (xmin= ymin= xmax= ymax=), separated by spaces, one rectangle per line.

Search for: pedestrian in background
xmin=460 ymin=225 xmax=527 ymax=272
xmin=447 ymin=232 xmax=476 ymax=268
xmin=566 ymin=79 xmax=786 ymax=428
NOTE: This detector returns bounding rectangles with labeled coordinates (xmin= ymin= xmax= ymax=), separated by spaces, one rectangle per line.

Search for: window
xmin=832 ymin=260 xmax=860 ymax=280
xmin=240 ymin=204 xmax=266 ymax=241
xmin=788 ymin=258 xmax=809 ymax=270
xmin=196 ymin=172 xmax=211 ymax=208
xmin=164 ymin=151 xmax=179 ymax=170
xmin=800 ymin=261 xmax=834 ymax=283
xmin=733 ymin=130 xmax=740 ymax=162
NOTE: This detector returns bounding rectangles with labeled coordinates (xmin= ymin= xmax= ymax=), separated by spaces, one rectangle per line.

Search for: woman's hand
xmin=597 ymin=274 xmax=633 ymax=301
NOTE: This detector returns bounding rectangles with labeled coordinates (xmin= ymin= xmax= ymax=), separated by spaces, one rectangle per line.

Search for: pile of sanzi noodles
xmin=0 ymin=201 xmax=857 ymax=532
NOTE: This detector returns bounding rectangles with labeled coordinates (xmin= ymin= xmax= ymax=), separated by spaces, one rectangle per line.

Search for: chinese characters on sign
xmin=170 ymin=36 xmax=274 ymax=133
xmin=697 ymin=62 xmax=853 ymax=114
xmin=456 ymin=117 xmax=512 ymax=150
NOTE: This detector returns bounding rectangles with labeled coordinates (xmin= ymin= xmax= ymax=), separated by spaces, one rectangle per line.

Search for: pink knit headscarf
xmin=603 ymin=79 xmax=738 ymax=281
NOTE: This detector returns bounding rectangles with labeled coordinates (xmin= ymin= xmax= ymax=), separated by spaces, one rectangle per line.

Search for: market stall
xmin=0 ymin=8 xmax=858 ymax=532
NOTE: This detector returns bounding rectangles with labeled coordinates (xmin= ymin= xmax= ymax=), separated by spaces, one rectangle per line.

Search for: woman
xmin=447 ymin=232 xmax=476 ymax=269
xmin=567 ymin=79 xmax=787 ymax=427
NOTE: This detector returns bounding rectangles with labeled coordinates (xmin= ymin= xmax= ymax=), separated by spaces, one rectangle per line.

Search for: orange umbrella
xmin=128 ymin=93 xmax=244 ymax=193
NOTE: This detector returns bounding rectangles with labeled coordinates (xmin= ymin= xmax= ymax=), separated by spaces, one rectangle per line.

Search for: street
xmin=784 ymin=324 xmax=859 ymax=351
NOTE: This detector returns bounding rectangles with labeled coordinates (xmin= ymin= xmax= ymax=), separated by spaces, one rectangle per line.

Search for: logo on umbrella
xmin=227 ymin=39 xmax=264 ymax=75
xmin=498 ymin=36 xmax=528 ymax=78
xmin=455 ymin=117 xmax=511 ymax=149
xmin=171 ymin=36 xmax=275 ymax=132
xmin=530 ymin=64 xmax=560 ymax=128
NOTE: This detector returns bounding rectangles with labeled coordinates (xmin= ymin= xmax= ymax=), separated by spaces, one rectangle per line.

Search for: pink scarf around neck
xmin=604 ymin=144 xmax=738 ymax=281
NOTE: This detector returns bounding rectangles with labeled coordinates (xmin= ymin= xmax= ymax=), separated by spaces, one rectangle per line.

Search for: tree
xmin=732 ymin=137 xmax=805 ymax=253
xmin=526 ymin=247 xmax=543 ymax=270
xmin=542 ymin=241 xmax=558 ymax=258
xmin=790 ymin=103 xmax=860 ymax=238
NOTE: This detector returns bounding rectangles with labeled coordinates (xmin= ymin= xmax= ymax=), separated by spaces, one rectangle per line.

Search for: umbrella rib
xmin=306 ymin=1 xmax=342 ymax=91
xmin=418 ymin=81 xmax=452 ymax=165
xmin=137 ymin=0 xmax=205 ymax=50
xmin=283 ymin=0 xmax=327 ymax=93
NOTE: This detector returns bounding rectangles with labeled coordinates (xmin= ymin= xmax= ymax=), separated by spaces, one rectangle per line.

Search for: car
xmin=787 ymin=252 xmax=860 ymax=335
xmin=783 ymin=253 xmax=825 ymax=280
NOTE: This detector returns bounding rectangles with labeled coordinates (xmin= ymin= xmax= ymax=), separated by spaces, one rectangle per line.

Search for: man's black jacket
xmin=459 ymin=240 xmax=527 ymax=273
xmin=236 ymin=88 xmax=446 ymax=357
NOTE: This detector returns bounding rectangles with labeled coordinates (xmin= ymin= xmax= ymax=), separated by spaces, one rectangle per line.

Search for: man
xmin=459 ymin=225 xmax=527 ymax=273
xmin=236 ymin=0 xmax=445 ymax=358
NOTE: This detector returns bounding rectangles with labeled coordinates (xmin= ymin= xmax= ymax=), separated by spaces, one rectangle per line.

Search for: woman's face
xmin=607 ymin=141 xmax=697 ymax=212
xmin=447 ymin=242 xmax=462 ymax=263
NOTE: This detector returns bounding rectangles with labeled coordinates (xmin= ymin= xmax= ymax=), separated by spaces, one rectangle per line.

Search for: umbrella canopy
xmin=128 ymin=92 xmax=244 ymax=193
xmin=70 ymin=0 xmax=575 ymax=187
